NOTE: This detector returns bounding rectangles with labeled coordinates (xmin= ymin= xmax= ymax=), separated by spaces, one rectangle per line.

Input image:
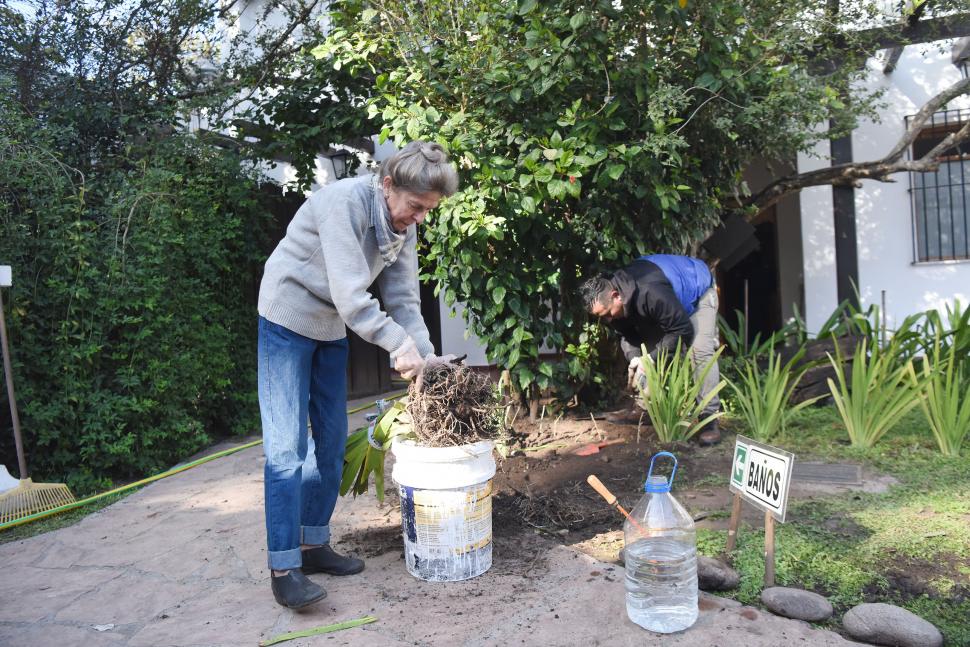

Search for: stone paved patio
xmin=0 ymin=396 xmax=864 ymax=646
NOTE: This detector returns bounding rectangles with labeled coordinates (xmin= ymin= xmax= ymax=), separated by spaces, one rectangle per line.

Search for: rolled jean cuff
xmin=301 ymin=525 xmax=330 ymax=545
xmin=268 ymin=547 xmax=302 ymax=571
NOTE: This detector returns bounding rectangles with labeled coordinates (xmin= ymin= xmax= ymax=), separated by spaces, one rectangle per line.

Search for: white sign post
xmin=725 ymin=435 xmax=795 ymax=586
xmin=0 ymin=266 xmax=10 ymax=288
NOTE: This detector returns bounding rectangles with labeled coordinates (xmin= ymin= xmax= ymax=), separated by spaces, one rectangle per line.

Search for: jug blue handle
xmin=647 ymin=451 xmax=678 ymax=487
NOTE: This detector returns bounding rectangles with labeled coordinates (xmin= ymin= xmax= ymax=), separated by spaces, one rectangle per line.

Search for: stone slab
xmin=53 ymin=571 xmax=196 ymax=625
xmin=0 ymin=565 xmax=119 ymax=623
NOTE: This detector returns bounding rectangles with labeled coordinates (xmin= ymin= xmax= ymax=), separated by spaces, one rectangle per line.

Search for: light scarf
xmin=371 ymin=174 xmax=406 ymax=267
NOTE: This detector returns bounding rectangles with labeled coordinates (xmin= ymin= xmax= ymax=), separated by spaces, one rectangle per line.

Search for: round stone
xmin=697 ymin=555 xmax=740 ymax=591
xmin=842 ymin=603 xmax=943 ymax=647
xmin=760 ymin=586 xmax=833 ymax=622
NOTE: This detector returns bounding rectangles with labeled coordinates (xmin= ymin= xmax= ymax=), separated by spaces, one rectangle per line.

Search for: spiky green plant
xmin=917 ymin=300 xmax=969 ymax=367
xmin=340 ymin=399 xmax=412 ymax=502
xmin=638 ymin=340 xmax=724 ymax=443
xmin=917 ymin=334 xmax=970 ymax=456
xmin=718 ymin=309 xmax=801 ymax=361
xmin=727 ymin=349 xmax=823 ymax=442
xmin=826 ymin=339 xmax=920 ymax=448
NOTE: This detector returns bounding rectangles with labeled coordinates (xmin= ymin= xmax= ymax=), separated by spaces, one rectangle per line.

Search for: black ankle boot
xmin=301 ymin=544 xmax=365 ymax=576
xmin=271 ymin=569 xmax=327 ymax=609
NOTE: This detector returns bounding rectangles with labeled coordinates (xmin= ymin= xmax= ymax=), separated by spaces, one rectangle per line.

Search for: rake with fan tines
xmin=0 ymin=267 xmax=75 ymax=524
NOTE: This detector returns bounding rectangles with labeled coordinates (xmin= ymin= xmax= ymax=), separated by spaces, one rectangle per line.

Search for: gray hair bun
xmin=381 ymin=141 xmax=459 ymax=197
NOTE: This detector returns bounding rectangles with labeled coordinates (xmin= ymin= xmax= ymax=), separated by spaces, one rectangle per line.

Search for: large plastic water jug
xmin=623 ymin=451 xmax=698 ymax=633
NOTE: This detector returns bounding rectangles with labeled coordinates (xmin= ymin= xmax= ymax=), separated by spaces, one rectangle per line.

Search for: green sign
xmin=731 ymin=443 xmax=748 ymax=488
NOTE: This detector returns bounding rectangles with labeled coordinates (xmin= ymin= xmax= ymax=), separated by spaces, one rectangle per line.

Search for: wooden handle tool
xmin=586 ymin=474 xmax=648 ymax=536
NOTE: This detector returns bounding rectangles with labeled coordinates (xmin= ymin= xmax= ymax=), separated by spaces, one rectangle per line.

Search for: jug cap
xmin=644 ymin=451 xmax=677 ymax=493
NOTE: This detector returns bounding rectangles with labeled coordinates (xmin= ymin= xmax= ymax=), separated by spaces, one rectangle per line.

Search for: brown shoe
xmin=605 ymin=407 xmax=646 ymax=425
xmin=698 ymin=420 xmax=722 ymax=446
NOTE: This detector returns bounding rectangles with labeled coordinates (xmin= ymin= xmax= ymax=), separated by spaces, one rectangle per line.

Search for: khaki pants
xmin=690 ymin=287 xmax=720 ymax=418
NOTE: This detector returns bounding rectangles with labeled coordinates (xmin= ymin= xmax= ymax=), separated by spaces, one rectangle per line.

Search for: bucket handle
xmin=647 ymin=451 xmax=677 ymax=486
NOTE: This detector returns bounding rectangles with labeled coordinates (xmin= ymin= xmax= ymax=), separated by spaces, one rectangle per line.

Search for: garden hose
xmin=0 ymin=390 xmax=408 ymax=532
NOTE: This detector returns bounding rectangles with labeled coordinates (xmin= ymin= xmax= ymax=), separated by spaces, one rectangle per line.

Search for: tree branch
xmin=743 ymin=76 xmax=970 ymax=213
xmin=884 ymin=76 xmax=970 ymax=160
xmin=860 ymin=12 xmax=970 ymax=50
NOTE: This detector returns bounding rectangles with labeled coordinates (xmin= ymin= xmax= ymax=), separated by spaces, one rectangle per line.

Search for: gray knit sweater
xmin=257 ymin=175 xmax=434 ymax=357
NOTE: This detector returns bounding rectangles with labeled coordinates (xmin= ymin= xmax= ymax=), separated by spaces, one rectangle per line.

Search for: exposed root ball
xmin=406 ymin=363 xmax=501 ymax=446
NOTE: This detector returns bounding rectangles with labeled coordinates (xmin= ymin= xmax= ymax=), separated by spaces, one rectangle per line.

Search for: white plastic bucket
xmin=391 ymin=439 xmax=496 ymax=582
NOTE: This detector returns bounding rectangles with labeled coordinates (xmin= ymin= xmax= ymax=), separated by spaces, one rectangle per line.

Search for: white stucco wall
xmin=797 ymin=42 xmax=970 ymax=334
xmin=775 ymin=192 xmax=805 ymax=324
xmin=438 ymin=296 xmax=491 ymax=365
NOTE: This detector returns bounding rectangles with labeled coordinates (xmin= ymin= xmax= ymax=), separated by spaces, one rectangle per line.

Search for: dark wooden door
xmin=346 ymin=330 xmax=392 ymax=399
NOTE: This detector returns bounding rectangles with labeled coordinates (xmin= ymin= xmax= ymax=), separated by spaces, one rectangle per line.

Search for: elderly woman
xmin=256 ymin=141 xmax=458 ymax=608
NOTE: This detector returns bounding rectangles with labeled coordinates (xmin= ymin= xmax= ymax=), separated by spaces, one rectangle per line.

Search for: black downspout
xmin=830 ymin=122 xmax=860 ymax=308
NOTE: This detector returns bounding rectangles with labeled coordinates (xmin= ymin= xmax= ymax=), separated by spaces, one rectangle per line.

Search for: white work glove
xmin=425 ymin=353 xmax=459 ymax=368
xmin=391 ymin=338 xmax=425 ymax=380
xmin=627 ymin=356 xmax=646 ymax=391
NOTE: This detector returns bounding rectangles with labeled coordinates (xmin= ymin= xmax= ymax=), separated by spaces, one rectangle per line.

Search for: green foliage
xmin=0 ymin=1 xmax=304 ymax=487
xmin=812 ymin=297 xmax=929 ymax=362
xmin=716 ymin=308 xmax=806 ymax=395
xmin=557 ymin=321 xmax=622 ymax=407
xmin=0 ymin=94 xmax=272 ymax=487
xmin=809 ymin=298 xmax=969 ymax=453
xmin=918 ymin=300 xmax=970 ymax=371
xmin=638 ymin=341 xmax=723 ymax=443
xmin=726 ymin=349 xmax=822 ymax=442
xmin=232 ymin=50 xmax=378 ymax=190
xmin=918 ymin=333 xmax=970 ymax=457
xmin=312 ymin=0 xmax=885 ymax=404
xmin=826 ymin=340 xmax=921 ymax=449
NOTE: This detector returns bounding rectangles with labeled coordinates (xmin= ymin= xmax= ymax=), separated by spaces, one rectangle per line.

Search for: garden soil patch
xmin=485 ymin=413 xmax=946 ymax=611
xmin=863 ymin=554 xmax=970 ymax=604
xmin=490 ymin=415 xmax=744 ymax=564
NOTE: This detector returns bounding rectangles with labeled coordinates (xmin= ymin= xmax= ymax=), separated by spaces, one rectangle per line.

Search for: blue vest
xmin=638 ymin=254 xmax=712 ymax=316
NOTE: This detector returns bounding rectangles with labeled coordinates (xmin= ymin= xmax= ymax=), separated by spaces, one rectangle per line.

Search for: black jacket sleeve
xmin=636 ymin=280 xmax=695 ymax=359
xmin=620 ymin=338 xmax=641 ymax=362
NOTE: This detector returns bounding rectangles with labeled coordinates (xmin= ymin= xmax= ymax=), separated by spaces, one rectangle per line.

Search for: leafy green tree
xmin=312 ymin=0 xmax=893 ymax=408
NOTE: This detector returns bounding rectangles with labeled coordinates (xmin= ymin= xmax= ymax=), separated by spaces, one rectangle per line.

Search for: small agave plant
xmin=726 ymin=349 xmax=824 ymax=443
xmin=637 ymin=340 xmax=725 ymax=443
xmin=340 ymin=399 xmax=412 ymax=503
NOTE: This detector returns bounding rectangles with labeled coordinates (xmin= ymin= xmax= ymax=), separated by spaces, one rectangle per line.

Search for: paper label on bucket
xmin=401 ymin=481 xmax=492 ymax=557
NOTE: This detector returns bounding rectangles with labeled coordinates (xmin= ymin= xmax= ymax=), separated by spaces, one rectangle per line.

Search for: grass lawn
xmin=698 ymin=405 xmax=970 ymax=645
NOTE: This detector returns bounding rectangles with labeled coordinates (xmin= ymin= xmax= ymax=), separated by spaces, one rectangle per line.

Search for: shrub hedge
xmin=0 ymin=98 xmax=274 ymax=493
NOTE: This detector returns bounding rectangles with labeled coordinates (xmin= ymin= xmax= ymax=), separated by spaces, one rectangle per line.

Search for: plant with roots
xmin=341 ymin=364 xmax=503 ymax=501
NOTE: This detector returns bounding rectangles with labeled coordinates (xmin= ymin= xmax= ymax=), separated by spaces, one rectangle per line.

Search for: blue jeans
xmin=258 ymin=317 xmax=349 ymax=571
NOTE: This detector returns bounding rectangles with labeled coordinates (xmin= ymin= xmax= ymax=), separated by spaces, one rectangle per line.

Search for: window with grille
xmin=908 ymin=108 xmax=970 ymax=262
